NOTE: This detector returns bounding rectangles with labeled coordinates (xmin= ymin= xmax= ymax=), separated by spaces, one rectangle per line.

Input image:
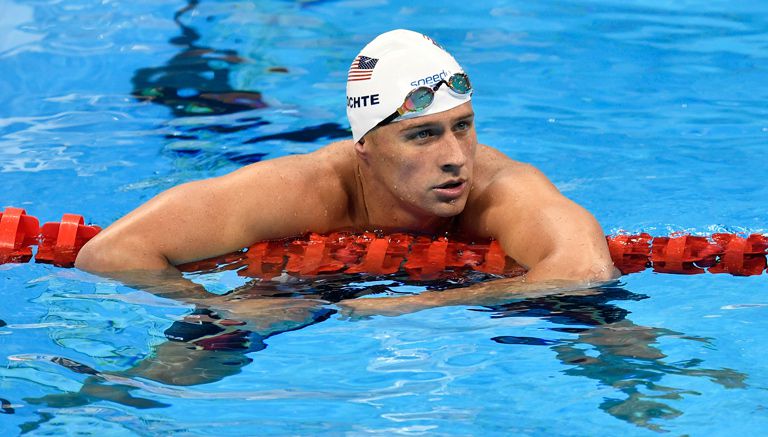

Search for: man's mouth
xmin=436 ymin=180 xmax=463 ymax=189
xmin=433 ymin=179 xmax=467 ymax=199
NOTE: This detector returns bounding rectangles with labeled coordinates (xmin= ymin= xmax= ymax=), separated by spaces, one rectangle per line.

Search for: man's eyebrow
xmin=397 ymin=112 xmax=475 ymax=133
xmin=399 ymin=121 xmax=441 ymax=133
xmin=454 ymin=113 xmax=475 ymax=122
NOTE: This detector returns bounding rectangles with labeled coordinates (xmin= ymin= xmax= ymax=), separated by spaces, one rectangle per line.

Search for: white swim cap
xmin=346 ymin=29 xmax=472 ymax=142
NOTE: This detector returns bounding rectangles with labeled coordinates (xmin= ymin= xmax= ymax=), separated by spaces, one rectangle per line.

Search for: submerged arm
xmin=338 ymin=277 xmax=611 ymax=318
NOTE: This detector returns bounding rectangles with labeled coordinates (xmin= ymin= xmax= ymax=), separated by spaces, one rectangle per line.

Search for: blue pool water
xmin=1 ymin=0 xmax=767 ymax=434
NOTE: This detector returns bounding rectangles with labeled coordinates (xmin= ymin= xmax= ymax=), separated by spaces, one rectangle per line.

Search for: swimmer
xmin=76 ymin=29 xmax=618 ymax=313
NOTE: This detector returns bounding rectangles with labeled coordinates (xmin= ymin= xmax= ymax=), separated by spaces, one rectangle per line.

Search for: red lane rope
xmin=1 ymin=207 xmax=766 ymax=277
xmin=0 ymin=207 xmax=100 ymax=267
xmin=0 ymin=207 xmax=39 ymax=264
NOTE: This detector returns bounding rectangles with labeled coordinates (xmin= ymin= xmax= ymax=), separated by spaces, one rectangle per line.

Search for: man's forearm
xmin=75 ymin=232 xmax=213 ymax=300
xmin=105 ymin=268 xmax=212 ymax=300
xmin=338 ymin=277 xmax=610 ymax=318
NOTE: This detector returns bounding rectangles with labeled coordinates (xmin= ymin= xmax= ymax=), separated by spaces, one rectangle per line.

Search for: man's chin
xmin=430 ymin=199 xmax=468 ymax=218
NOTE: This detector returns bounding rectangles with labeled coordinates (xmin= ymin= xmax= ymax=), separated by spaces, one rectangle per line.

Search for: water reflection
xmin=131 ymin=0 xmax=349 ymax=167
xmin=479 ymin=287 xmax=747 ymax=432
xmin=131 ymin=0 xmax=267 ymax=117
xmin=0 ymin=397 xmax=13 ymax=415
xmin=19 ymin=280 xmax=748 ymax=436
xmin=18 ymin=274 xmax=395 ymax=418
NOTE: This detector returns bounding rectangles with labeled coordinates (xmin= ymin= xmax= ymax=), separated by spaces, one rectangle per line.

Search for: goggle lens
xmin=448 ymin=74 xmax=471 ymax=94
xmin=403 ymin=88 xmax=434 ymax=112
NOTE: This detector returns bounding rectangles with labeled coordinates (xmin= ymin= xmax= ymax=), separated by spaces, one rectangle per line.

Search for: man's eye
xmin=408 ymin=130 xmax=433 ymax=140
xmin=455 ymin=121 xmax=470 ymax=131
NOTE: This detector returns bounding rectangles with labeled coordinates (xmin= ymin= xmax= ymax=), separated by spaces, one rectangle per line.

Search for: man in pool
xmin=76 ymin=29 xmax=617 ymax=314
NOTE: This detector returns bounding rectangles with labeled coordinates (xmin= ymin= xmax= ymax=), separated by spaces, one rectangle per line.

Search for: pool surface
xmin=1 ymin=0 xmax=767 ymax=434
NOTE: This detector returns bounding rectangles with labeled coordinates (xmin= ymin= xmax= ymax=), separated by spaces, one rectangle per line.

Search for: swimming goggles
xmin=376 ymin=72 xmax=472 ymax=127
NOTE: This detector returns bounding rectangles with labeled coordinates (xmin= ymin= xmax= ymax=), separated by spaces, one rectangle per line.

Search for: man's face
xmin=361 ymin=102 xmax=477 ymax=220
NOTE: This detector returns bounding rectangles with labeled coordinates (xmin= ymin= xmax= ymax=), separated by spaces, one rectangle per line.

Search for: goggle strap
xmin=374 ymin=73 xmax=472 ymax=129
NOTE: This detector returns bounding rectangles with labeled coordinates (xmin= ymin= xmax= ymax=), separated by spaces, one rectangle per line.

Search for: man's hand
xmin=189 ymin=295 xmax=332 ymax=335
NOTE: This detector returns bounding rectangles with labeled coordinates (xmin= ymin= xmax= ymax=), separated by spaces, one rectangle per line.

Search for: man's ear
xmin=354 ymin=136 xmax=368 ymax=161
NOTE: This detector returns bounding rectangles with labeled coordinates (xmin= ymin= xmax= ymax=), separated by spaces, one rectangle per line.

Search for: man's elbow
xmin=74 ymin=237 xmax=117 ymax=273
xmin=583 ymin=259 xmax=621 ymax=283
xmin=526 ymin=253 xmax=619 ymax=284
xmin=74 ymin=235 xmax=169 ymax=273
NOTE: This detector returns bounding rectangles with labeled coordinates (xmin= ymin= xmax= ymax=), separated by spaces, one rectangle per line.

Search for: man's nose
xmin=440 ymin=132 xmax=467 ymax=173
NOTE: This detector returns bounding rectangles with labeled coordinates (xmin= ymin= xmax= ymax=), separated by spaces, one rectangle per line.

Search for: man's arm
xmin=75 ymin=146 xmax=350 ymax=276
xmin=473 ymin=162 xmax=618 ymax=282
xmin=338 ymin=279 xmax=604 ymax=319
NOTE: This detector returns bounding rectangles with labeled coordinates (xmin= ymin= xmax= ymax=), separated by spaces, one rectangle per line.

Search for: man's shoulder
xmin=312 ymin=139 xmax=357 ymax=167
xmin=232 ymin=140 xmax=355 ymax=180
xmin=460 ymin=145 xmax=561 ymax=238
xmin=304 ymin=140 xmax=357 ymax=188
xmin=212 ymin=140 xmax=357 ymax=216
xmin=212 ymin=139 xmax=358 ymax=231
xmin=288 ymin=140 xmax=356 ymax=175
xmin=474 ymin=144 xmax=548 ymax=189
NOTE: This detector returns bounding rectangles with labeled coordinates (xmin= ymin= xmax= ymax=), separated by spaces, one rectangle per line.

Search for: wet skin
xmin=74 ymin=101 xmax=617 ymax=344
xmin=354 ymin=104 xmax=477 ymax=229
xmin=76 ymin=101 xmax=615 ymax=284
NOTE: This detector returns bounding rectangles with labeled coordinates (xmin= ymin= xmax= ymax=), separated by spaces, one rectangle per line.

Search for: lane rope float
xmin=1 ymin=206 xmax=766 ymax=278
xmin=0 ymin=207 xmax=100 ymax=267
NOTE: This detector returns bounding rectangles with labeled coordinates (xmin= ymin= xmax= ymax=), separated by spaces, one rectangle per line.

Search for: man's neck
xmin=354 ymin=162 xmax=456 ymax=234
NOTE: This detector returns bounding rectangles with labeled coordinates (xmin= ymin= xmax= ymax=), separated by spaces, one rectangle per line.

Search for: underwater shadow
xmin=131 ymin=0 xmax=349 ymax=166
xmin=476 ymin=286 xmax=747 ymax=432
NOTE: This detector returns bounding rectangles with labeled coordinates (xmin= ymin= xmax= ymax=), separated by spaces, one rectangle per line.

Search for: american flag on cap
xmin=348 ymin=55 xmax=379 ymax=82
